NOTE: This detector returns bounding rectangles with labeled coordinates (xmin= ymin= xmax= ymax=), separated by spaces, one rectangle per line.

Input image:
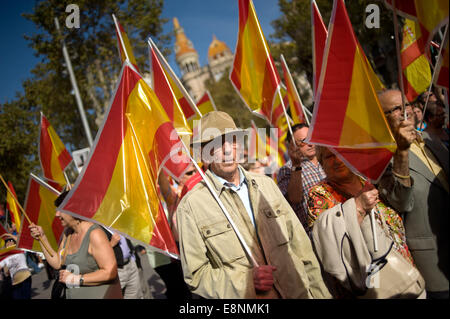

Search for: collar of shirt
xmin=210 ymin=167 xmax=247 ymax=191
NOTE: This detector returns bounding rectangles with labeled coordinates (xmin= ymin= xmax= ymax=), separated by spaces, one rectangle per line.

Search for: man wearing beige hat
xmin=175 ymin=111 xmax=330 ymax=299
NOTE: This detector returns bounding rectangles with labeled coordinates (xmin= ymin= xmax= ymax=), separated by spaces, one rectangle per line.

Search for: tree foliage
xmin=1 ymin=0 xmax=170 ymax=203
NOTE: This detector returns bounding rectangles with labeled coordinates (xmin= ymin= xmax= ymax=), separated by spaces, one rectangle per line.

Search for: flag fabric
xmin=189 ymin=90 xmax=217 ymax=128
xmin=385 ymin=0 xmax=449 ymax=60
xmin=280 ymin=55 xmax=306 ymax=124
xmin=401 ymin=18 xmax=432 ymax=101
xmin=0 ymin=222 xmax=8 ymax=247
xmin=58 ymin=61 xmax=180 ymax=258
xmin=435 ymin=35 xmax=449 ymax=90
xmin=16 ymin=176 xmax=62 ymax=253
xmin=0 ymin=246 xmax=24 ymax=262
xmin=6 ymin=181 xmax=21 ymax=231
xmin=312 ymin=0 xmax=328 ymax=97
xmin=230 ymin=0 xmax=281 ymax=122
xmin=306 ymin=0 xmax=397 ymax=182
xmin=113 ymin=14 xmax=139 ymax=71
xmin=149 ymin=38 xmax=199 ymax=135
xmin=39 ymin=113 xmax=73 ymax=187
xmin=248 ymin=121 xmax=285 ymax=169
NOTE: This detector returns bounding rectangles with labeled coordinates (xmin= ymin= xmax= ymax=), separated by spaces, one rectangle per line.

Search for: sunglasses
xmin=293 ymin=138 xmax=308 ymax=147
xmin=384 ymin=103 xmax=411 ymax=116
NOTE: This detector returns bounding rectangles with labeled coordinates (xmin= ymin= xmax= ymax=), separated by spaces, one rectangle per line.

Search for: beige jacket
xmin=176 ymin=167 xmax=331 ymax=299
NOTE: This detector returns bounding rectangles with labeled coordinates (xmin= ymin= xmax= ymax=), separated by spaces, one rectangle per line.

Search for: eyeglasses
xmin=384 ymin=103 xmax=410 ymax=116
xmin=294 ymin=138 xmax=308 ymax=147
xmin=185 ymin=170 xmax=196 ymax=176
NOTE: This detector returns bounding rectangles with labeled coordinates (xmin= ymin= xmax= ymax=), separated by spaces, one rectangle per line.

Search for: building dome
xmin=173 ymin=17 xmax=197 ymax=59
xmin=208 ymin=35 xmax=231 ymax=60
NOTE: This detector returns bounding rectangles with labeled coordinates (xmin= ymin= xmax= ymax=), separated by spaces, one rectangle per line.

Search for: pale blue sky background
xmin=0 ymin=0 xmax=282 ymax=104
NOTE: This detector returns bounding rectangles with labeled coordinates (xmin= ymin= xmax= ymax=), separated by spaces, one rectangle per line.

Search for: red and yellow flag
xmin=401 ymin=18 xmax=432 ymax=101
xmin=59 ymin=61 xmax=180 ymax=258
xmin=39 ymin=113 xmax=72 ymax=187
xmin=280 ymin=55 xmax=306 ymax=124
xmin=230 ymin=0 xmax=281 ymax=122
xmin=312 ymin=0 xmax=328 ymax=97
xmin=113 ymin=14 xmax=139 ymax=71
xmin=189 ymin=90 xmax=217 ymax=127
xmin=248 ymin=121 xmax=285 ymax=169
xmin=385 ymin=0 xmax=448 ymax=55
xmin=148 ymin=39 xmax=195 ymax=138
xmin=0 ymin=223 xmax=8 ymax=247
xmin=0 ymin=247 xmax=23 ymax=262
xmin=17 ymin=176 xmax=62 ymax=253
xmin=6 ymin=181 xmax=21 ymax=231
xmin=307 ymin=0 xmax=396 ymax=182
xmin=435 ymin=36 xmax=449 ymax=90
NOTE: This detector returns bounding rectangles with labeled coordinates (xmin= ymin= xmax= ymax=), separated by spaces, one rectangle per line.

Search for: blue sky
xmin=0 ymin=0 xmax=281 ymax=104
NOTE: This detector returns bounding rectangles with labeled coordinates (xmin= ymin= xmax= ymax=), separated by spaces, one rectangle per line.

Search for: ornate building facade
xmin=173 ymin=18 xmax=234 ymax=102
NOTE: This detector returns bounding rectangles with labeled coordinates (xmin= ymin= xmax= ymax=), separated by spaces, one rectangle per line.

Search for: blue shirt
xmin=210 ymin=168 xmax=256 ymax=227
xmin=119 ymin=235 xmax=134 ymax=261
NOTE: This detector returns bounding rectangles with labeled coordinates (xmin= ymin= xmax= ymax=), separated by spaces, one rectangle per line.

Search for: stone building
xmin=173 ymin=18 xmax=234 ymax=102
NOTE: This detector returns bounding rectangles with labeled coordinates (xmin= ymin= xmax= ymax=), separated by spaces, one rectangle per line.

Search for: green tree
xmin=1 ymin=0 xmax=170 ymax=204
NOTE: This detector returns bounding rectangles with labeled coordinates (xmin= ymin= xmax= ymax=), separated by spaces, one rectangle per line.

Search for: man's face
xmin=208 ymin=135 xmax=240 ymax=179
xmin=320 ymin=148 xmax=352 ymax=182
xmin=430 ymin=105 xmax=447 ymax=128
xmin=292 ymin=127 xmax=316 ymax=159
xmin=379 ymin=91 xmax=407 ymax=129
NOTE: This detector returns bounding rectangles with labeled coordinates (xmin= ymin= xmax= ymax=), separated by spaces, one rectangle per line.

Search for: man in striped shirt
xmin=277 ymin=123 xmax=326 ymax=236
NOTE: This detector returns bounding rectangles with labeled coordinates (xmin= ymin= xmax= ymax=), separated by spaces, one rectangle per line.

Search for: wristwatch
xmin=79 ymin=275 xmax=84 ymax=286
xmin=291 ymin=166 xmax=302 ymax=172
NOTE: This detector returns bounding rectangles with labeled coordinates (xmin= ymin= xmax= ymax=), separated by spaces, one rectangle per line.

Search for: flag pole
xmin=0 ymin=175 xmax=53 ymax=256
xmin=419 ymin=23 xmax=449 ymax=131
xmin=276 ymin=86 xmax=296 ymax=146
xmin=29 ymin=173 xmax=62 ymax=196
xmin=112 ymin=14 xmax=131 ymax=63
xmin=54 ymin=18 xmax=93 ymax=147
xmin=280 ymin=54 xmax=310 ymax=125
xmin=391 ymin=0 xmax=407 ymax=119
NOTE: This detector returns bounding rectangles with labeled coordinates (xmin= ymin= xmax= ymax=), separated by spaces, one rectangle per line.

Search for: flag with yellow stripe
xmin=307 ymin=0 xmax=396 ymax=182
xmin=6 ymin=181 xmax=21 ymax=231
xmin=280 ymin=55 xmax=306 ymax=124
xmin=39 ymin=113 xmax=72 ymax=187
xmin=230 ymin=0 xmax=281 ymax=122
xmin=113 ymin=14 xmax=139 ymax=71
xmin=17 ymin=176 xmax=62 ymax=253
xmin=58 ymin=61 xmax=180 ymax=258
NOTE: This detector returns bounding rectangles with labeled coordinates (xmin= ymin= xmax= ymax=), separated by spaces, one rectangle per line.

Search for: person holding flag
xmin=29 ymin=191 xmax=122 ymax=299
xmin=175 ymin=111 xmax=330 ymax=299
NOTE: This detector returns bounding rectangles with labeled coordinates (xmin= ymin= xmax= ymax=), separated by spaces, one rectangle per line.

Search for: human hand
xmin=393 ymin=117 xmax=416 ymax=151
xmin=287 ymin=141 xmax=303 ymax=167
xmin=354 ymin=183 xmax=378 ymax=221
xmin=253 ymin=265 xmax=277 ymax=292
xmin=58 ymin=269 xmax=81 ymax=286
xmin=29 ymin=223 xmax=44 ymax=240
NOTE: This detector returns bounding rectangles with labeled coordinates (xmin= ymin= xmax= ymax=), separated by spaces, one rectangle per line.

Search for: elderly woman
xmin=307 ymin=147 xmax=423 ymax=298
xmin=29 ymin=191 xmax=122 ymax=299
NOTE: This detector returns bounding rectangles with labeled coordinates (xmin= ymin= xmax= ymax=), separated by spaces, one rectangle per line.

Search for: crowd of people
xmin=0 ymin=86 xmax=448 ymax=300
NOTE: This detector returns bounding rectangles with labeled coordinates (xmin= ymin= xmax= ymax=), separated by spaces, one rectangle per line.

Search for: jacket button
xmin=276 ymin=210 xmax=281 ymax=215
xmin=227 ymin=224 xmax=231 ymax=228
xmin=206 ymin=230 xmax=211 ymax=235
xmin=336 ymin=211 xmax=341 ymax=217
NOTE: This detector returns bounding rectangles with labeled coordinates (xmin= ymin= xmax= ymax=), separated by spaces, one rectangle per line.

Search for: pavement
xmin=30 ymin=252 xmax=168 ymax=299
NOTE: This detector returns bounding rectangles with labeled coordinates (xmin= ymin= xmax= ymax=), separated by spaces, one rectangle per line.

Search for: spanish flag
xmin=401 ymin=18 xmax=432 ymax=101
xmin=0 ymin=247 xmax=23 ymax=262
xmin=0 ymin=223 xmax=8 ymax=247
xmin=435 ymin=36 xmax=449 ymax=90
xmin=39 ymin=113 xmax=73 ymax=187
xmin=230 ymin=0 xmax=281 ymax=122
xmin=189 ymin=90 xmax=217 ymax=127
xmin=149 ymin=38 xmax=199 ymax=135
xmin=312 ymin=0 xmax=328 ymax=97
xmin=17 ymin=176 xmax=62 ymax=253
xmin=249 ymin=121 xmax=285 ymax=168
xmin=385 ymin=0 xmax=448 ymax=56
xmin=113 ymin=14 xmax=139 ymax=71
xmin=58 ymin=61 xmax=179 ymax=258
xmin=307 ymin=0 xmax=396 ymax=182
xmin=6 ymin=181 xmax=21 ymax=231
xmin=280 ymin=54 xmax=306 ymax=124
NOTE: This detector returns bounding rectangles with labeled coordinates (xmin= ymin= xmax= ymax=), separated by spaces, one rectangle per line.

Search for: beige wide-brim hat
xmin=191 ymin=111 xmax=246 ymax=146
